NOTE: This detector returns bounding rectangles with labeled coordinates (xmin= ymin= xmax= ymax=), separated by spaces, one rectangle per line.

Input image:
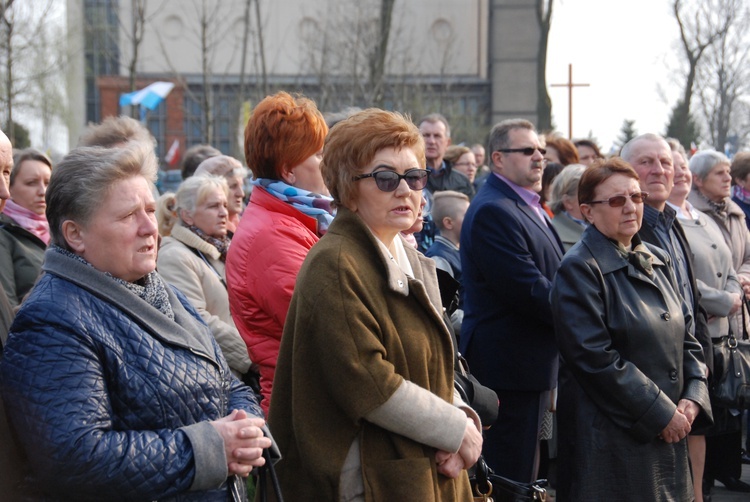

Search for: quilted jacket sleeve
xmin=0 ymin=294 xmax=226 ymax=500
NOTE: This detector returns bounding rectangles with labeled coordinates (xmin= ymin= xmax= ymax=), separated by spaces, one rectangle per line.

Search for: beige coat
xmin=157 ymin=225 xmax=251 ymax=376
xmin=689 ymin=191 xmax=750 ymax=337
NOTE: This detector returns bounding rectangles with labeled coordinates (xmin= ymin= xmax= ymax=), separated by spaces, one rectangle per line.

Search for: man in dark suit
xmin=460 ymin=119 xmax=564 ymax=482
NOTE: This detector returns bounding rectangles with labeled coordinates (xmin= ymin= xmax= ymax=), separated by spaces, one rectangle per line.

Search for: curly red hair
xmin=244 ymin=92 xmax=328 ymax=180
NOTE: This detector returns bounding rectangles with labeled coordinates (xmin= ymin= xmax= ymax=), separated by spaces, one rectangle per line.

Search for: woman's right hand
xmin=210 ymin=409 xmax=272 ymax=476
xmin=435 ymin=417 xmax=483 ymax=478
xmin=458 ymin=416 xmax=483 ymax=468
xmin=659 ymin=409 xmax=691 ymax=443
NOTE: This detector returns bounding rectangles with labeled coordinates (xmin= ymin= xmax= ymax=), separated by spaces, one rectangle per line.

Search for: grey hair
xmin=665 ymin=137 xmax=687 ymax=160
xmin=549 ymin=164 xmax=586 ymax=215
xmin=689 ymin=150 xmax=730 ymax=181
xmin=620 ymin=133 xmax=665 ymax=163
xmin=47 ymin=143 xmax=158 ymax=249
xmin=487 ymin=119 xmax=536 ymax=158
xmin=418 ymin=113 xmax=451 ymax=138
xmin=193 ymin=155 xmax=249 ymax=179
xmin=77 ymin=115 xmax=156 ymax=149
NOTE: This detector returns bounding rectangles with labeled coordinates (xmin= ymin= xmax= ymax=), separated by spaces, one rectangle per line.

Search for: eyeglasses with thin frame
xmin=585 ymin=192 xmax=649 ymax=208
xmin=353 ymin=168 xmax=430 ymax=192
xmin=453 ymin=161 xmax=478 ymax=169
xmin=497 ymin=147 xmax=547 ymax=156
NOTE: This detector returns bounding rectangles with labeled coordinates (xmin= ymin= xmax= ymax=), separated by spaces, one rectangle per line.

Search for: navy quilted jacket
xmin=0 ymin=249 xmax=263 ymax=501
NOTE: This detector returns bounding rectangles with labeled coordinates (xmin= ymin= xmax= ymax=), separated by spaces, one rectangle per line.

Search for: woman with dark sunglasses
xmin=267 ymin=109 xmax=482 ymax=501
xmin=551 ymin=158 xmax=711 ymax=501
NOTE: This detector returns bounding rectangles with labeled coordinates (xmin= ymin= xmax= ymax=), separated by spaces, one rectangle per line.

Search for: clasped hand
xmin=659 ymin=399 xmax=699 ymax=443
xmin=435 ymin=417 xmax=483 ymax=478
xmin=210 ymin=409 xmax=272 ymax=476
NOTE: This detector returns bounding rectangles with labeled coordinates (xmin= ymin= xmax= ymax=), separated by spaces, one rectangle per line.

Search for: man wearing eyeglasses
xmin=459 ymin=118 xmax=564 ymax=483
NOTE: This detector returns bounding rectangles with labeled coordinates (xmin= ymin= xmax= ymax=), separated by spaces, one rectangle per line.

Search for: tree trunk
xmin=4 ymin=7 xmax=13 ymax=144
xmin=254 ymin=0 xmax=267 ymax=97
xmin=200 ymin=0 xmax=212 ymax=143
xmin=369 ymin=0 xmax=395 ymax=107
xmin=535 ymin=0 xmax=553 ymax=132
xmin=234 ymin=0 xmax=252 ymax=159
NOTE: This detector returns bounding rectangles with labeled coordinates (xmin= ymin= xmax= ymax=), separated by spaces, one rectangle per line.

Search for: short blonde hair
xmin=431 ymin=190 xmax=469 ymax=231
xmin=549 ymin=164 xmax=586 ymax=214
xmin=444 ymin=145 xmax=471 ymax=165
xmin=157 ymin=175 xmax=229 ymax=236
xmin=321 ymin=108 xmax=425 ymax=209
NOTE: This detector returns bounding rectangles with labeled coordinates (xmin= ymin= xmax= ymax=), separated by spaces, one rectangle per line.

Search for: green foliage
xmin=616 ymin=119 xmax=637 ymax=147
xmin=10 ymin=121 xmax=30 ymax=148
xmin=664 ymin=101 xmax=700 ymax=151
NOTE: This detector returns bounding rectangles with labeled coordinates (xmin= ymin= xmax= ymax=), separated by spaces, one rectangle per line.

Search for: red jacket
xmin=226 ymin=187 xmax=320 ymax=415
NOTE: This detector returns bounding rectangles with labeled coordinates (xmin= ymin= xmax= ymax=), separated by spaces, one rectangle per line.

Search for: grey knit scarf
xmin=51 ymin=245 xmax=174 ymax=320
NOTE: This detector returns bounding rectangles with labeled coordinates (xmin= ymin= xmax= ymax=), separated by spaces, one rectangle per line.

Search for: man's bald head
xmin=0 ymin=129 xmax=12 ymax=211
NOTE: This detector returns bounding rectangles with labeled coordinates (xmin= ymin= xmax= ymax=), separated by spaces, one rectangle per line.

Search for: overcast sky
xmin=546 ymin=0 xmax=681 ymax=152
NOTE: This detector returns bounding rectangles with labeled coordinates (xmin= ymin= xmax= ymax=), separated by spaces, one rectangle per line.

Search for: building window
xmin=83 ymin=0 xmax=120 ymax=124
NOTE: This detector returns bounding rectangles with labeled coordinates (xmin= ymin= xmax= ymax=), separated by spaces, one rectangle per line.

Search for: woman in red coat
xmin=226 ymin=92 xmax=332 ymax=415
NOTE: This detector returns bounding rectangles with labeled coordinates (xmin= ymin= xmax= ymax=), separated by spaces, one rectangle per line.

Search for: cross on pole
xmin=551 ymin=64 xmax=590 ymax=139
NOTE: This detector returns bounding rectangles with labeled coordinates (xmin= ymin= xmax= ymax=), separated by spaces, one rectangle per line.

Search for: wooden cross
xmin=551 ymin=64 xmax=590 ymax=139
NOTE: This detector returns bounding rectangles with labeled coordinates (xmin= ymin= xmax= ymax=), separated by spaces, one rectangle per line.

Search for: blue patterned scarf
xmin=252 ymin=178 xmax=335 ymax=235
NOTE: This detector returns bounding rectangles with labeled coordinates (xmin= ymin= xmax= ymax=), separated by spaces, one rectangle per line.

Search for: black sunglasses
xmin=497 ymin=147 xmax=547 ymax=156
xmin=586 ymin=192 xmax=649 ymax=207
xmin=353 ymin=168 xmax=429 ymax=192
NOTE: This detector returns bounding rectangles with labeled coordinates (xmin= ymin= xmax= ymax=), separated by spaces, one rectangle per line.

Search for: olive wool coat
xmin=551 ymin=226 xmax=712 ymax=501
xmin=268 ymin=207 xmax=473 ymax=502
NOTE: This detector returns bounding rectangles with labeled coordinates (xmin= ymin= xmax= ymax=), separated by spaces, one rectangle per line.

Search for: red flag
xmin=165 ymin=139 xmax=180 ymax=167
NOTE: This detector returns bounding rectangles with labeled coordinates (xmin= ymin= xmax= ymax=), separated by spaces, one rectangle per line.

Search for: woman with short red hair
xmin=226 ymin=91 xmax=333 ymax=415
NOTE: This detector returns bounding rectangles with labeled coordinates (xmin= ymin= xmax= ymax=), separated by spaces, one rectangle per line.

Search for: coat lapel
xmin=489 ymin=175 xmax=564 ymax=258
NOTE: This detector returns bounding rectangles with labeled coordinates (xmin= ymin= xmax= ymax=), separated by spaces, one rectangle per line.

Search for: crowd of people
xmin=0 ymin=91 xmax=749 ymax=501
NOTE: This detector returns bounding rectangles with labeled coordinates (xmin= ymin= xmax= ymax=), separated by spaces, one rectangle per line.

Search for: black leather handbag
xmin=712 ymin=298 xmax=750 ymax=409
xmin=469 ymin=456 xmax=547 ymax=502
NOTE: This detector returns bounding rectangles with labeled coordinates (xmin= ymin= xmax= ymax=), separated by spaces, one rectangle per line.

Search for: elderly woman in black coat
xmin=550 ymin=158 xmax=712 ymax=501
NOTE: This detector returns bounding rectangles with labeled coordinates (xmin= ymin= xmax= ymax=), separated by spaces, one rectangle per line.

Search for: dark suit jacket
xmin=459 ymin=174 xmax=564 ymax=391
xmin=636 ymin=207 xmax=713 ymax=376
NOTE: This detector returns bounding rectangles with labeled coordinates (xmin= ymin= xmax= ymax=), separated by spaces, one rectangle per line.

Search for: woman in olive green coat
xmin=269 ymin=109 xmax=481 ymax=502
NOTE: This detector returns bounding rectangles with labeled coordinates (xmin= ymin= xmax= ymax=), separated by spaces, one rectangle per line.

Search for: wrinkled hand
xmin=677 ymin=399 xmax=699 ymax=425
xmin=659 ymin=409 xmax=691 ymax=443
xmin=210 ymin=409 xmax=272 ymax=476
xmin=436 ymin=450 xmax=465 ymax=478
xmin=729 ymin=293 xmax=743 ymax=315
xmin=435 ymin=417 xmax=482 ymax=478
xmin=457 ymin=417 xmax=482 ymax=469
xmin=740 ymin=277 xmax=750 ymax=298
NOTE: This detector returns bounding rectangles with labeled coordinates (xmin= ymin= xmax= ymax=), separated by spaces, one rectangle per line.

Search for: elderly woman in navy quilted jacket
xmin=0 ymin=142 xmax=273 ymax=501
